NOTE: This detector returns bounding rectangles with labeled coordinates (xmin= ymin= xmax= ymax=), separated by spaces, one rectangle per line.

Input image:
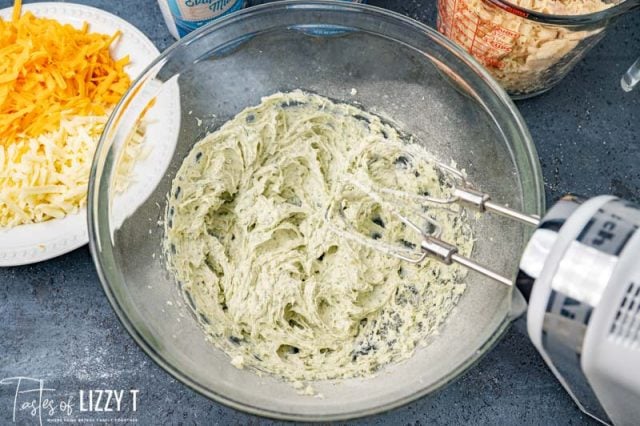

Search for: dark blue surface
xmin=1 ymin=0 xmax=638 ymax=424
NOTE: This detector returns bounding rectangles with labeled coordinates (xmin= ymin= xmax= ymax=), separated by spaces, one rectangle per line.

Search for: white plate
xmin=0 ymin=3 xmax=170 ymax=267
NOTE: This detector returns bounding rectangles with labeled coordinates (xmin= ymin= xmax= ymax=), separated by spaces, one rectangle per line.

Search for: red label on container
xmin=489 ymin=0 xmax=530 ymax=18
xmin=437 ymin=0 xmax=520 ymax=70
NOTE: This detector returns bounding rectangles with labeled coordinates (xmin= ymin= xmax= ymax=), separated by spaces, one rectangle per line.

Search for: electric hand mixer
xmin=327 ymin=154 xmax=640 ymax=426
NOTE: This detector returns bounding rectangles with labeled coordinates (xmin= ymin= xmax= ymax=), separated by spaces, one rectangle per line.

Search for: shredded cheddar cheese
xmin=0 ymin=1 xmax=145 ymax=227
xmin=0 ymin=0 xmax=131 ymax=145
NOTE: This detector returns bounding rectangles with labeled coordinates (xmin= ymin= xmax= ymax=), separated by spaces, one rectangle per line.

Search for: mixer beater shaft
xmin=452 ymin=187 xmax=540 ymax=227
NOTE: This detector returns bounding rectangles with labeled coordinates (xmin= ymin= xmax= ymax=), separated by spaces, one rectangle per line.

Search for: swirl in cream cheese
xmin=165 ymin=91 xmax=473 ymax=383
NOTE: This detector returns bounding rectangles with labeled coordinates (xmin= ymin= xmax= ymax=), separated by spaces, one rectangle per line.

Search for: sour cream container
xmin=159 ymin=1 xmax=367 ymax=39
xmin=158 ymin=0 xmax=247 ymax=39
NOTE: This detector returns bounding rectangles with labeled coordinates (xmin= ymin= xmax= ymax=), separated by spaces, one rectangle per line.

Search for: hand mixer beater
xmin=327 ymin=153 xmax=640 ymax=426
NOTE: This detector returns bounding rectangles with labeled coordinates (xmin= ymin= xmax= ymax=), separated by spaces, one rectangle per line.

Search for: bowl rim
xmin=88 ymin=0 xmax=545 ymax=421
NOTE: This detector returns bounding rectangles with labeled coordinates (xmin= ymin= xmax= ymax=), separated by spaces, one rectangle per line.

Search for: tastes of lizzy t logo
xmin=0 ymin=377 xmax=139 ymax=424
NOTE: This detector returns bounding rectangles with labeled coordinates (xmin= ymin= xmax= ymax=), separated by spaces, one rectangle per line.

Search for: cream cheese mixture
xmin=164 ymin=91 xmax=473 ymax=383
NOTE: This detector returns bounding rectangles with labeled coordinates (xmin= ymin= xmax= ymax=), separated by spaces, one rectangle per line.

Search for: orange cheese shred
xmin=11 ymin=0 xmax=21 ymax=22
xmin=0 ymin=1 xmax=131 ymax=146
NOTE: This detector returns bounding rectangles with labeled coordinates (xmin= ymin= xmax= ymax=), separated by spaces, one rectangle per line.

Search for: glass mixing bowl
xmin=88 ymin=1 xmax=545 ymax=420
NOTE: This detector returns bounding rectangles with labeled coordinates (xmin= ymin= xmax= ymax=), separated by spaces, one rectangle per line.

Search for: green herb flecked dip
xmin=164 ymin=91 xmax=473 ymax=384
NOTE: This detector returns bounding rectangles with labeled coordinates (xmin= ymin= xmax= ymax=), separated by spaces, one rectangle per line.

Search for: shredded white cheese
xmin=0 ymin=114 xmax=146 ymax=227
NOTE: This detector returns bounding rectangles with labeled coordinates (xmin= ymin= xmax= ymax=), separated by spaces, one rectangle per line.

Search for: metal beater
xmin=326 ymin=157 xmax=541 ymax=287
xmin=326 ymin=156 xmax=640 ymax=426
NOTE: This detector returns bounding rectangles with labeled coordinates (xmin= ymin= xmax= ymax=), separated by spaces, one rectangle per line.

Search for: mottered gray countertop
xmin=1 ymin=0 xmax=638 ymax=424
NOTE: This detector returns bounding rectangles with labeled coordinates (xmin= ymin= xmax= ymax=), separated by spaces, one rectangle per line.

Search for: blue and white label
xmin=165 ymin=0 xmax=246 ymax=37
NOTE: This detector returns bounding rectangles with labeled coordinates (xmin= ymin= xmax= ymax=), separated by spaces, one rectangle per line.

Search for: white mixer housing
xmin=518 ymin=195 xmax=640 ymax=425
